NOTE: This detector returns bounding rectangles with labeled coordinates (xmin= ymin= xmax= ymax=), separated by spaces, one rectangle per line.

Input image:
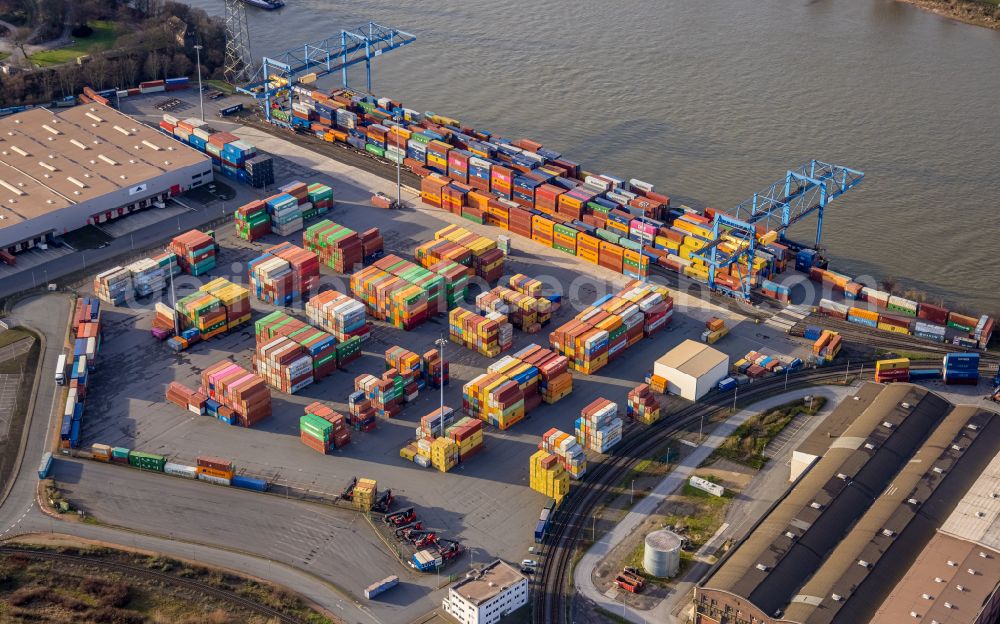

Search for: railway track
xmin=0 ymin=546 xmax=306 ymax=624
xmin=533 ymin=359 xmax=962 ymax=624
xmin=790 ymin=314 xmax=1000 ymax=362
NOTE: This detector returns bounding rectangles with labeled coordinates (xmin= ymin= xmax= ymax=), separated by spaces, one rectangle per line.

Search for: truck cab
xmin=54 ymin=353 xmax=67 ymax=385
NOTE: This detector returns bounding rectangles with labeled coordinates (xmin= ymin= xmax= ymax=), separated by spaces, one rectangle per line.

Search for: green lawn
xmin=710 ymin=397 xmax=827 ymax=469
xmin=28 ymin=21 xmax=119 ymax=67
xmin=204 ymin=79 xmax=236 ymax=94
xmin=0 ymin=52 xmax=9 ymax=62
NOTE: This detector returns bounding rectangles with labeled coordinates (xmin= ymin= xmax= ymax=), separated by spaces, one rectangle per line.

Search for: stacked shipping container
xmin=247 ymin=242 xmax=320 ymax=305
xmin=303 ymin=220 xmax=364 ymax=272
xmin=943 ymin=352 xmax=979 ymax=385
xmin=529 ymin=450 xmax=569 ymax=504
xmin=448 ymin=307 xmax=513 ymax=357
xmin=475 ymin=286 xmax=551 ymax=333
xmin=235 ymin=200 xmax=271 ymax=242
xmin=575 ymin=398 xmax=623 ymax=453
xmin=305 ymin=290 xmax=370 ymax=343
xmin=300 ymin=402 xmax=351 ymax=453
xmin=875 ymin=358 xmax=910 ymax=383
xmin=200 ymin=361 xmax=272 ymax=427
xmin=253 ymin=311 xmax=339 ymax=391
xmin=626 ymin=384 xmax=661 ymax=425
xmin=170 ymin=278 xmax=251 ymax=349
xmin=159 ymin=115 xmax=259 ymax=184
xmin=169 ymin=230 xmax=216 ymax=276
xmin=540 ymin=428 xmax=587 ymax=479
xmin=549 ymin=281 xmax=673 ymax=375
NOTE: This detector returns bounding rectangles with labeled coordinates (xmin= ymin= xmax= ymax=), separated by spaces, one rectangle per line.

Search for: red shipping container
xmin=917 ymin=303 xmax=949 ymax=325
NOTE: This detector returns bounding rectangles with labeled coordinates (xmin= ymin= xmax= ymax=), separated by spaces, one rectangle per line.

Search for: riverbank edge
xmin=897 ymin=0 xmax=1000 ymax=30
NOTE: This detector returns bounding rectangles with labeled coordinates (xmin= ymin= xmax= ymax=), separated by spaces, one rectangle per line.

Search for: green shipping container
xmin=112 ymin=447 xmax=130 ymax=459
xmin=128 ymin=451 xmax=166 ymax=472
xmin=300 ymin=414 xmax=333 ymax=440
xmin=596 ymin=229 xmax=620 ymax=244
xmin=366 ymin=144 xmax=386 ymax=158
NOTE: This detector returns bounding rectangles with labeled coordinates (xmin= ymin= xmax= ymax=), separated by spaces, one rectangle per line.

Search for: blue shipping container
xmin=38 ymin=452 xmax=52 ymax=479
xmin=364 ymin=576 xmax=399 ymax=599
xmin=908 ymin=369 xmax=942 ymax=381
xmin=535 ymin=519 xmax=548 ymax=543
xmin=944 ymin=353 xmax=980 ymax=369
xmin=232 ymin=475 xmax=269 ymax=492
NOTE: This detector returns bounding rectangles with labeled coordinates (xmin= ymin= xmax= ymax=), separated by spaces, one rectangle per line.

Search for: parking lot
xmin=73 ymin=92 xmax=816 ymax=612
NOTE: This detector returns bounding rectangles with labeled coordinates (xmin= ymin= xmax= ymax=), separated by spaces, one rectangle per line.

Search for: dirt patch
xmin=0 ymin=538 xmax=337 ymax=624
xmin=708 ymin=397 xmax=826 ymax=469
xmin=897 ymin=0 xmax=1000 ymax=30
xmin=591 ymin=473 xmax=736 ymax=612
xmin=696 ymin=466 xmax=752 ymax=491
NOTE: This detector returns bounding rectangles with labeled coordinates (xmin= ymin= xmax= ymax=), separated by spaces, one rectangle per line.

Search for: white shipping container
xmin=606 ymin=192 xmax=632 ymax=205
xmin=197 ymin=473 xmax=231 ymax=486
xmin=819 ymin=299 xmax=849 ymax=315
xmin=629 ymin=178 xmax=655 ymax=193
xmin=164 ymin=462 xmax=197 ymax=479
xmin=888 ymin=295 xmax=918 ymax=313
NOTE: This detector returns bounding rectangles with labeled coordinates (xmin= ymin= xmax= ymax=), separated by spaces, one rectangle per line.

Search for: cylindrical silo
xmin=643 ymin=529 xmax=682 ymax=578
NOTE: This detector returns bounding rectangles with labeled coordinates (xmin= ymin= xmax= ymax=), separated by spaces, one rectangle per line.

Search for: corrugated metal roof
xmin=940 ymin=447 xmax=1000 ymax=551
xmin=699 ymin=384 xmax=1000 ymax=624
xmin=0 ymin=105 xmax=207 ymax=229
xmin=872 ymin=533 xmax=1000 ymax=624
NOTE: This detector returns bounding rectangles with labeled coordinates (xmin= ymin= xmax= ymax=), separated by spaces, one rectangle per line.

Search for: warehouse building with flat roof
xmin=872 ymin=449 xmax=1000 ymax=624
xmin=652 ymin=339 xmax=729 ymax=401
xmin=0 ymin=104 xmax=211 ymax=255
xmin=694 ymin=383 xmax=1000 ymax=624
xmin=443 ymin=560 xmax=528 ymax=624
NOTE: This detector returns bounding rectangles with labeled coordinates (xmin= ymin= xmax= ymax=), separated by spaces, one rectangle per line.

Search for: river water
xmin=185 ymin=0 xmax=1000 ymax=314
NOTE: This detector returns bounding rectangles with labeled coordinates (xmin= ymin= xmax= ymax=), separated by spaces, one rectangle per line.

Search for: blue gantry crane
xmin=235 ymin=22 xmax=416 ymax=124
xmin=693 ymin=160 xmax=865 ymax=300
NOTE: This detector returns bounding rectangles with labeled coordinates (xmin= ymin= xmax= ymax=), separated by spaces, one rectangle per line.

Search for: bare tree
xmin=120 ymin=54 xmax=139 ymax=87
xmin=143 ymin=49 xmax=163 ymax=81
xmin=83 ymin=54 xmax=109 ymax=90
xmin=12 ymin=26 xmax=31 ymax=62
xmin=40 ymin=67 xmax=58 ymax=99
xmin=56 ymin=65 xmax=77 ymax=96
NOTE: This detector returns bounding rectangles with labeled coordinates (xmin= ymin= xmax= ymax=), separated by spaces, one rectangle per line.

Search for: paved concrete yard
xmin=61 ymin=93 xmax=818 ymax=619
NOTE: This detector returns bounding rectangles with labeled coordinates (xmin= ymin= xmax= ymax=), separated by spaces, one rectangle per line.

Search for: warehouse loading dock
xmin=653 ymin=340 xmax=729 ymax=401
xmin=0 ymin=105 xmax=211 ymax=257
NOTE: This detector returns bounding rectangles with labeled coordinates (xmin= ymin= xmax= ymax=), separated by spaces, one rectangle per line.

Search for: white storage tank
xmin=644 ymin=529 xmax=682 ymax=578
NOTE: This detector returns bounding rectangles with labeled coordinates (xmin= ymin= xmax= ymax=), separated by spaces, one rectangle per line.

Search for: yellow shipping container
xmin=875 ymin=357 xmax=910 ymax=372
xmin=654 ymin=235 xmax=681 ymax=251
xmin=877 ymin=322 xmax=912 ymax=335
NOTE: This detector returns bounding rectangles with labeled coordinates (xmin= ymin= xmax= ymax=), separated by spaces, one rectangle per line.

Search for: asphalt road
xmin=0 ymin=293 xmax=406 ymax=624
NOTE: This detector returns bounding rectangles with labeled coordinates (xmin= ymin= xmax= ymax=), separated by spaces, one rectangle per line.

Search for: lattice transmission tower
xmin=223 ymin=0 xmax=256 ymax=85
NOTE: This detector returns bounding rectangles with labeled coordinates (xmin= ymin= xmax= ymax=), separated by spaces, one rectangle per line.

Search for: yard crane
xmin=693 ymin=161 xmax=865 ymax=300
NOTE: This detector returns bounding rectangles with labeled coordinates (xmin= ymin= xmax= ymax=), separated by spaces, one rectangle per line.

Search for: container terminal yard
xmin=0 ymin=17 xmax=997 ymax=624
